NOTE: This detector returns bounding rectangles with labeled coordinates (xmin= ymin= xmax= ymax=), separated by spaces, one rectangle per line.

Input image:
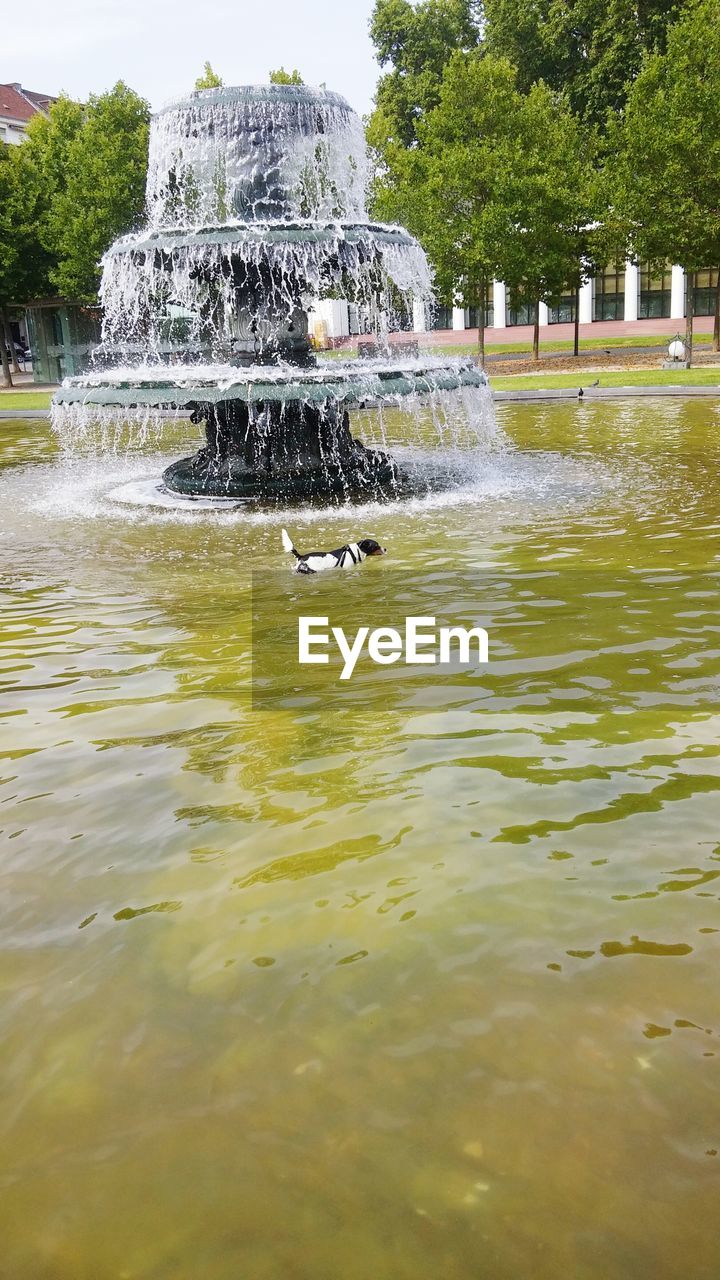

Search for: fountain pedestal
xmin=162 ymin=399 xmax=398 ymax=500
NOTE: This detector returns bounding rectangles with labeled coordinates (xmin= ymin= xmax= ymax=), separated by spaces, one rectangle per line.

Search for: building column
xmin=670 ymin=265 xmax=685 ymax=319
xmin=624 ymin=262 xmax=639 ymax=322
xmin=452 ymin=306 xmax=466 ymax=331
xmin=412 ymin=298 xmax=428 ymax=333
xmin=492 ymin=280 xmax=506 ymax=329
xmin=538 ymin=301 xmax=549 ymax=326
xmin=328 ymin=299 xmax=349 ymax=338
xmin=578 ymin=278 xmax=593 ymax=325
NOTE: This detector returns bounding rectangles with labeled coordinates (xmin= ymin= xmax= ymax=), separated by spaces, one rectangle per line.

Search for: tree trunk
xmin=574 ymin=286 xmax=580 ymax=358
xmin=0 ymin=307 xmax=13 ymax=388
xmin=685 ymin=269 xmax=695 ymax=366
xmin=5 ymin=318 xmax=21 ymax=374
xmin=713 ymin=270 xmax=720 ymax=353
xmin=532 ymin=300 xmax=540 ymax=362
xmin=477 ymin=281 xmax=486 ymax=368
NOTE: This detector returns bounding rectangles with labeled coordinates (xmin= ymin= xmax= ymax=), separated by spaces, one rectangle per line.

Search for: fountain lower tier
xmin=54 ymin=357 xmax=489 ymax=502
xmin=54 ymin=357 xmax=487 ymax=409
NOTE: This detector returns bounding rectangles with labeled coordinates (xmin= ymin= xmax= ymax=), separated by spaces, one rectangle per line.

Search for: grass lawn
xmin=0 ymin=391 xmax=53 ymax=409
xmin=324 ymin=335 xmax=716 ymax=359
xmin=429 ymin=334 xmax=715 ymax=358
xmin=491 ymin=368 xmax=720 ymax=390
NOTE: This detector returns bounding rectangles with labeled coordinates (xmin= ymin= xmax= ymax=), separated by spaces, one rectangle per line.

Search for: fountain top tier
xmin=146 ymin=83 xmax=369 ymax=228
xmin=79 ymin=82 xmax=435 ymax=356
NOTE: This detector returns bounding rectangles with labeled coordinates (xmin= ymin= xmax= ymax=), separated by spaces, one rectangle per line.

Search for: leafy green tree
xmin=369 ymin=0 xmax=481 ymax=147
xmin=38 ymin=83 xmax=150 ymax=302
xmin=609 ymin=0 xmax=720 ymax=358
xmin=0 ymin=140 xmax=56 ymax=385
xmin=269 ymin=67 xmax=304 ymax=84
xmin=368 ymin=0 xmax=481 ymax=228
xmin=1 ymin=82 xmax=150 ymax=369
xmin=385 ymin=50 xmax=594 ymax=362
xmin=0 ymin=145 xmax=19 ymax=385
xmin=9 ymin=95 xmax=86 ymax=337
xmin=483 ymin=0 xmax=684 ymax=129
xmin=195 ymin=62 xmax=223 ymax=89
xmin=510 ymin=91 xmax=598 ymax=359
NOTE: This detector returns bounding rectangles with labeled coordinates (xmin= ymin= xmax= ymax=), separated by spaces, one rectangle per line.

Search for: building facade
xmin=0 ymin=82 xmax=55 ymax=145
xmin=311 ymin=263 xmax=717 ymax=341
xmin=419 ymin=263 xmax=718 ymax=333
xmin=25 ymin=302 xmax=102 ymax=384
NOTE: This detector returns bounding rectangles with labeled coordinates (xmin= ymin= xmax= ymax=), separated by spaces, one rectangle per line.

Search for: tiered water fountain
xmin=53 ymin=83 xmax=488 ymax=502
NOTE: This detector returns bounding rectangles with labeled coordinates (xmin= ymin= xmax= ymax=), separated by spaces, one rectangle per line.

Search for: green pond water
xmin=1 ymin=398 xmax=719 ymax=1279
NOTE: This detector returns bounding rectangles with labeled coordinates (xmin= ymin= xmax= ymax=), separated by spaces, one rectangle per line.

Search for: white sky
xmin=4 ymin=0 xmax=381 ymax=115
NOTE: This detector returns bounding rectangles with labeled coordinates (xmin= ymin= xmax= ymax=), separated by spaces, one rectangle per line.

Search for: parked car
xmin=4 ymin=341 xmax=32 ymax=366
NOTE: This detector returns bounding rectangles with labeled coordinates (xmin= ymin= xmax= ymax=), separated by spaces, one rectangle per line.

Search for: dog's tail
xmin=281 ymin=528 xmax=299 ymax=558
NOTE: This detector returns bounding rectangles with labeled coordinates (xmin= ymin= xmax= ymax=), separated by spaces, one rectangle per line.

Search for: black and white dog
xmin=281 ymin=528 xmax=386 ymax=574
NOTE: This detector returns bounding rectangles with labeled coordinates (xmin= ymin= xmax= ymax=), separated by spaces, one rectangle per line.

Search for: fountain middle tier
xmin=97 ymin=222 xmax=434 ymax=352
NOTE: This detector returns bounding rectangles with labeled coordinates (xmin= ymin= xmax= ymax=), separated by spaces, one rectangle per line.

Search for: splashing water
xmin=53 ymin=83 xmax=494 ymax=504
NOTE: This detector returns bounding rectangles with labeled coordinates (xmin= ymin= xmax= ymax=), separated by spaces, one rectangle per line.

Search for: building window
xmin=505 ymin=290 xmax=533 ymax=327
xmin=548 ymin=292 xmax=577 ymax=324
xmin=693 ymin=269 xmax=719 ymax=317
xmin=638 ymin=263 xmax=672 ymax=318
xmin=430 ymin=304 xmax=453 ymax=331
xmin=593 ymin=265 xmax=624 ymax=321
xmin=467 ymin=284 xmax=494 ymax=329
xmin=50 ymin=309 xmax=64 ymax=346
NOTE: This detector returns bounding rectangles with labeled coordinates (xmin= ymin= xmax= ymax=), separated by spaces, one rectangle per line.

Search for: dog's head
xmin=358 ymin=538 xmax=386 ymax=557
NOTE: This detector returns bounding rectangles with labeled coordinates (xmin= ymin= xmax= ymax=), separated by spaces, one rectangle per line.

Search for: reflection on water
xmin=1 ymin=399 xmax=720 ymax=1279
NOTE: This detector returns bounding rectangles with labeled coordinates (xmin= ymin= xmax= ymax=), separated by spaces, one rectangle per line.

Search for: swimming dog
xmin=281 ymin=528 xmax=386 ymax=574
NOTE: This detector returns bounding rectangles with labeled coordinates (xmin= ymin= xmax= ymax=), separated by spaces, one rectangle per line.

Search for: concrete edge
xmin=0 ymin=408 xmax=52 ymax=418
xmin=2 ymin=384 xmax=720 ymax=420
xmin=492 ymin=385 xmax=720 ymax=402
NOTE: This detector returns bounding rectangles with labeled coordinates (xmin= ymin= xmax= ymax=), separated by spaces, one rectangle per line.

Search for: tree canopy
xmin=368 ymin=0 xmax=481 ymax=151
xmin=608 ymin=0 xmax=720 ymax=353
xmin=269 ymin=67 xmax=304 ymax=85
xmin=366 ymin=0 xmax=714 ymax=356
xmin=195 ymin=62 xmax=223 ymax=89
xmin=0 ymin=144 xmax=21 ymax=383
xmin=0 ymin=79 xmax=151 ymax=362
xmin=387 ymin=50 xmax=595 ymax=358
xmin=0 ymin=136 xmax=58 ymax=383
xmin=482 ymin=0 xmax=683 ymax=128
xmin=27 ymin=83 xmax=150 ymax=303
